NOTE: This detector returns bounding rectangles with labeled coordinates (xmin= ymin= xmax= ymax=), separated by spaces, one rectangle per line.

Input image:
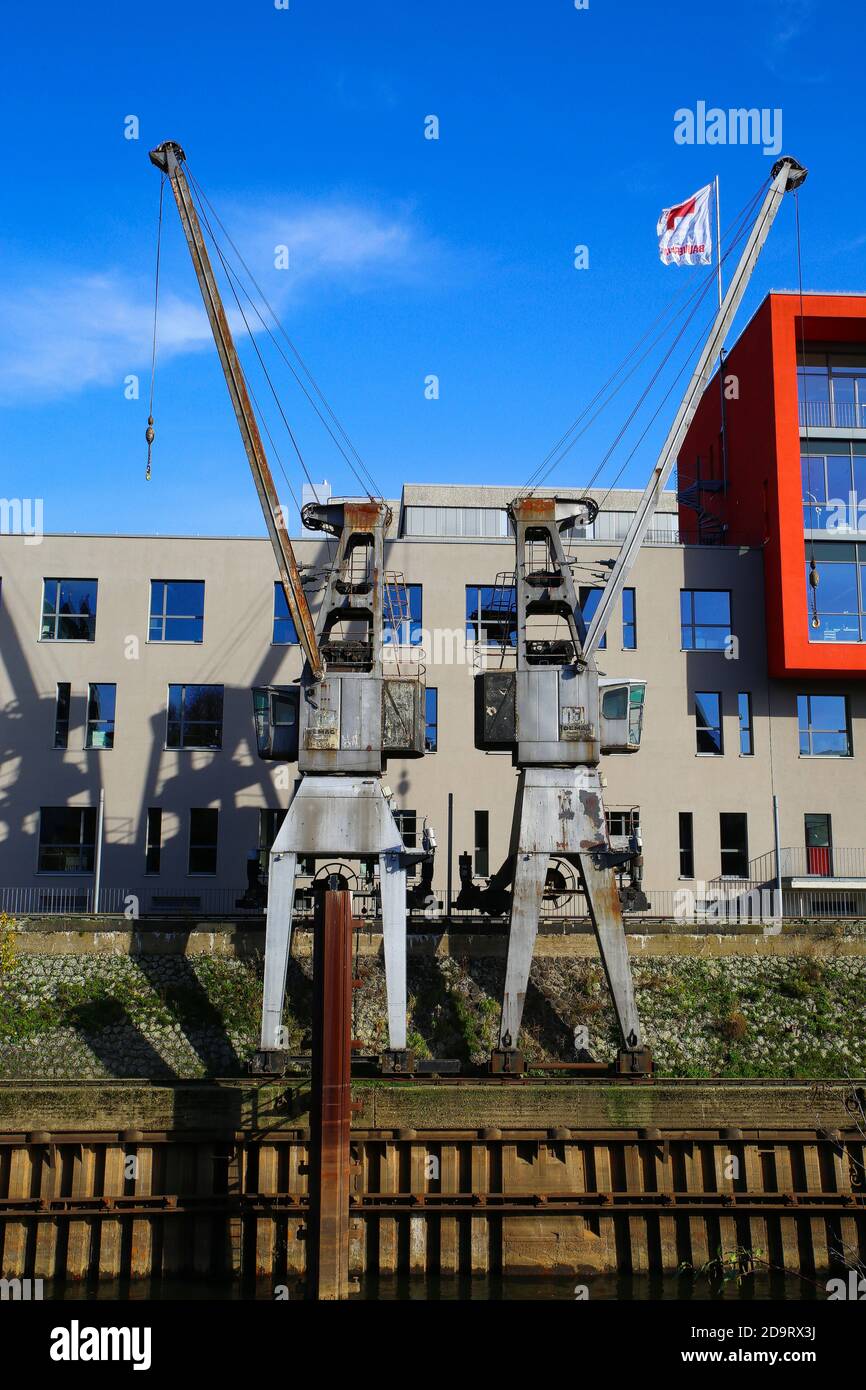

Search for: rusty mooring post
xmin=308 ymin=888 xmax=353 ymax=1300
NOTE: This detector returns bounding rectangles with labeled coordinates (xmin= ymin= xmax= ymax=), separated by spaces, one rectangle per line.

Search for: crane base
xmin=489 ymin=1049 xmax=526 ymax=1074
xmin=615 ymin=1046 xmax=654 ymax=1076
xmin=380 ymin=1048 xmax=416 ymax=1075
xmin=250 ymin=1048 xmax=294 ymax=1076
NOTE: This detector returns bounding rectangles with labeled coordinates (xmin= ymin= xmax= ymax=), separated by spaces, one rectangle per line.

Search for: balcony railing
xmin=747 ymin=845 xmax=866 ymax=883
xmin=799 ymin=399 xmax=866 ymax=431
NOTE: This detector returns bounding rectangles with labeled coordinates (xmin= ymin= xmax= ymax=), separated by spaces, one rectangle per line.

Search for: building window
xmin=166 ymin=685 xmax=224 ymax=750
xmin=258 ymin=809 xmax=287 ymax=874
xmin=695 ymin=692 xmax=723 ymax=755
xmin=403 ymin=506 xmax=509 ymax=538
xmin=41 ymin=579 xmax=97 ymax=642
xmin=797 ymin=693 xmax=852 ymax=757
xmin=678 ymin=812 xmax=694 ymax=879
xmin=737 ymin=692 xmax=753 ymax=756
xmin=719 ymin=812 xmax=749 ymax=879
xmin=606 ymin=808 xmax=639 ymax=838
xmin=805 ymin=541 xmax=866 ymax=643
xmin=579 ymin=587 xmax=607 ymax=649
xmin=466 ymin=584 xmax=516 ymax=646
xmin=798 ymin=355 xmax=866 ymax=431
xmin=622 ymin=589 xmax=636 ymax=650
xmin=145 ymin=808 xmax=162 ymax=875
xmin=38 ymin=806 xmax=97 ymax=873
xmin=474 ymin=810 xmax=489 ymax=877
xmin=394 ymin=809 xmax=417 ymax=847
xmin=149 ymin=580 xmax=205 ymax=643
xmin=189 ymin=808 xmax=219 ymax=875
xmin=54 ymin=683 xmax=71 ymax=749
xmin=805 ymin=813 xmax=833 ymax=876
xmin=384 ymin=583 xmax=423 ymax=645
xmin=85 ymin=683 xmax=116 ymax=749
xmin=394 ymin=809 xmax=418 ymax=878
xmin=425 ymin=687 xmax=438 ymax=752
xmin=680 ymin=590 xmax=731 ymax=651
xmin=801 ymin=442 xmax=866 ymax=533
xmin=272 ymin=583 xmax=299 ymax=645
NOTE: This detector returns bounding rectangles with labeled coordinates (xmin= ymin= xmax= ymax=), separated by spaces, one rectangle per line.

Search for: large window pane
xmin=826 ymin=455 xmax=851 ymax=505
xmin=579 ymin=587 xmax=606 ymax=649
xmin=720 ymin=812 xmax=749 ymax=878
xmin=41 ymin=579 xmax=97 ymax=641
xmin=622 ymin=589 xmax=637 ymax=650
xmin=189 ymin=808 xmax=219 ymax=874
xmin=695 ymin=691 xmax=723 ymax=754
xmin=681 ymin=590 xmax=731 ymax=650
xmin=807 ymin=539 xmax=866 ymax=642
xmin=149 ymin=581 xmax=204 ymax=643
xmin=384 ymin=583 xmax=423 ymax=645
xmin=272 ymin=583 xmax=299 ymax=645
xmin=466 ymin=585 xmax=516 ymax=645
xmin=474 ymin=810 xmax=489 ymax=877
xmin=678 ymin=812 xmax=694 ymax=878
xmin=797 ymin=693 xmax=851 ymax=756
xmin=738 ymin=692 xmax=753 ymax=756
xmin=145 ymin=808 xmax=162 ymax=875
xmin=54 ymin=683 xmax=71 ymax=749
xmin=166 ymin=684 xmax=224 ymax=749
xmin=815 ymin=561 xmax=857 ymax=610
xmin=38 ymin=806 xmax=97 ymax=873
xmin=86 ymin=683 xmax=116 ymax=749
xmin=425 ymin=687 xmax=438 ymax=752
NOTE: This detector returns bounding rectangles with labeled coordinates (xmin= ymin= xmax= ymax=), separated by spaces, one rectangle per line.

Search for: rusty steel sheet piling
xmin=307 ymin=889 xmax=354 ymax=1300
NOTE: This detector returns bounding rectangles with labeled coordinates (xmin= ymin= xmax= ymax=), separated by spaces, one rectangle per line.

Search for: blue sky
xmin=2 ymin=0 xmax=864 ymax=536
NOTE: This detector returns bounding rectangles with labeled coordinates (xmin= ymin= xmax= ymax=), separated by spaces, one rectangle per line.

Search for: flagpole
xmin=715 ymin=174 xmax=728 ymax=496
xmin=714 ymin=174 xmax=723 ymax=309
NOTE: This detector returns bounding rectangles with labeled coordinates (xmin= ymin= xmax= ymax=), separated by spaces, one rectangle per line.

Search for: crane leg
xmin=379 ymin=849 xmax=408 ymax=1053
xmin=498 ymin=851 xmax=548 ymax=1050
xmin=577 ymin=853 xmax=642 ymax=1050
xmin=259 ymin=849 xmax=298 ymax=1053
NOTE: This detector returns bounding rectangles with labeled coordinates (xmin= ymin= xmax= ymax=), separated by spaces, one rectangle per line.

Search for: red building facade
xmin=679 ymin=292 xmax=866 ymax=678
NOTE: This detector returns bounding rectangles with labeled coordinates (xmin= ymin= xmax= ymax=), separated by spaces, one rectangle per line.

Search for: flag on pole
xmin=657 ymin=183 xmax=713 ymax=266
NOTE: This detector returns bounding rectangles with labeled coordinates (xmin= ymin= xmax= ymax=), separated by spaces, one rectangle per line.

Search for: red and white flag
xmin=657 ymin=183 xmax=713 ymax=266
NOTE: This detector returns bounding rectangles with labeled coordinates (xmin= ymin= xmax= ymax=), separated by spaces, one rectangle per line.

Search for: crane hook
xmin=809 ymin=557 xmax=820 ymax=628
xmin=145 ymin=415 xmax=155 ymax=481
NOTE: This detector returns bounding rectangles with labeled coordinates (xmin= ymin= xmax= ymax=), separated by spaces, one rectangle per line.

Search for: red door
xmin=805 ymin=814 xmax=832 ymax=876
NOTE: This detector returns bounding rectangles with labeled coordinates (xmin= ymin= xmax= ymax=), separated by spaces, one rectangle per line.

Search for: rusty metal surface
xmin=510 ymin=497 xmax=556 ymax=523
xmin=308 ymin=890 xmax=353 ymax=1299
xmin=1 ymin=1125 xmax=859 ymax=1279
xmin=1 ymin=1191 xmax=863 ymax=1218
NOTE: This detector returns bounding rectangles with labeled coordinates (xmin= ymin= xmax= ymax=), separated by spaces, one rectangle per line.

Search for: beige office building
xmin=1 ymin=471 xmax=864 ymax=916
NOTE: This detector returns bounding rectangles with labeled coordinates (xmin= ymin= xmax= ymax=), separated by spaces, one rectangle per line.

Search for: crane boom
xmin=582 ymin=155 xmax=807 ymax=660
xmin=149 ymin=140 xmax=325 ymax=680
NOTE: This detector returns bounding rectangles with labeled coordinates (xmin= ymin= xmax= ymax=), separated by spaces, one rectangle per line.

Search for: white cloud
xmin=764 ymin=0 xmax=824 ymax=81
xmin=0 ymin=200 xmax=429 ymax=404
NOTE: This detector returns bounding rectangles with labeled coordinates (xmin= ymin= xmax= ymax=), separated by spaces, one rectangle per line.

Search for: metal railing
xmin=4 ymin=879 xmax=866 ymax=924
xmin=799 ymin=398 xmax=866 ymax=431
xmin=748 ymin=846 xmax=866 ymax=884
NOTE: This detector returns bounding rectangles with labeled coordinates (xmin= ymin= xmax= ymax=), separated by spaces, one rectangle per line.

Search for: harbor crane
xmin=151 ymin=139 xmax=805 ymax=1078
xmin=149 ymin=141 xmax=429 ymax=1072
xmin=470 ymin=155 xmax=807 ymax=1074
